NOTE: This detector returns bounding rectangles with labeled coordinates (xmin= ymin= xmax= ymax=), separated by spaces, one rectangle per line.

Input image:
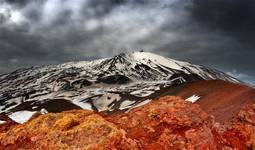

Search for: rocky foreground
xmin=0 ymin=96 xmax=255 ymax=150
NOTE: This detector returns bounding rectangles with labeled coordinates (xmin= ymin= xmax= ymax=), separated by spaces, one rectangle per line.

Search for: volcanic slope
xmin=0 ymin=52 xmax=245 ymax=123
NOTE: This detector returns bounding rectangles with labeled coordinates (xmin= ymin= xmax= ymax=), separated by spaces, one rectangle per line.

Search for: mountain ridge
xmin=0 ymin=51 xmax=245 ymax=121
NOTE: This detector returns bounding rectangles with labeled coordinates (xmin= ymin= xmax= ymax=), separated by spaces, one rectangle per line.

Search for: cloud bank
xmin=0 ymin=0 xmax=254 ymax=84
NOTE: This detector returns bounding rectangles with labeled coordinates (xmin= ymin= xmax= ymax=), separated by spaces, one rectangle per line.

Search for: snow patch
xmin=119 ymin=100 xmax=136 ymax=110
xmin=8 ymin=111 xmax=37 ymax=124
xmin=130 ymin=90 xmax=155 ymax=97
xmin=72 ymin=99 xmax=93 ymax=110
xmin=32 ymin=106 xmax=38 ymax=109
xmin=185 ymin=95 xmax=200 ymax=103
xmin=93 ymin=93 xmax=121 ymax=112
xmin=0 ymin=120 xmax=6 ymax=124
xmin=133 ymin=99 xmax=152 ymax=109
xmin=40 ymin=108 xmax=48 ymax=114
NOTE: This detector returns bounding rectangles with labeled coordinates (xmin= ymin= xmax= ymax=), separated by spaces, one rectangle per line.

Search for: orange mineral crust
xmin=1 ymin=96 xmax=255 ymax=150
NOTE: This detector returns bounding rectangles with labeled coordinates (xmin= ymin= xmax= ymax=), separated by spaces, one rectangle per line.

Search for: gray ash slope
xmin=0 ymin=52 xmax=239 ymax=117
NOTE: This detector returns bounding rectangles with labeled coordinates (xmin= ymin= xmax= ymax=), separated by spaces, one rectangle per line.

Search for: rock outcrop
xmin=0 ymin=96 xmax=255 ymax=149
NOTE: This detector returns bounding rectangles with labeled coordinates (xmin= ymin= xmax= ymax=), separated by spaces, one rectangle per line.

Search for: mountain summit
xmin=89 ymin=51 xmax=239 ymax=82
xmin=0 ymin=51 xmax=243 ymax=122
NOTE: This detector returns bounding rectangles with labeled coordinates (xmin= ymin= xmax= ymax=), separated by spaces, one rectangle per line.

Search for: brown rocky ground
xmin=0 ymin=114 xmax=17 ymax=133
xmin=0 ymin=96 xmax=255 ymax=150
xmin=157 ymin=80 xmax=255 ymax=122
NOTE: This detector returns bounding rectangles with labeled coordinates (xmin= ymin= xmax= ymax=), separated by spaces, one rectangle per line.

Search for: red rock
xmin=0 ymin=96 xmax=255 ymax=149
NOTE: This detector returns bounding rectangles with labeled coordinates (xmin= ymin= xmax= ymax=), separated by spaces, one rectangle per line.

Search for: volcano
xmin=0 ymin=51 xmax=253 ymax=123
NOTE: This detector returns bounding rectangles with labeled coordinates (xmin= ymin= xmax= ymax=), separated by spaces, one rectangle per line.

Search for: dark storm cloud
xmin=0 ymin=11 xmax=9 ymax=24
xmin=190 ymin=0 xmax=255 ymax=45
xmin=185 ymin=0 xmax=255 ymax=84
xmin=0 ymin=0 xmax=254 ymax=85
xmin=85 ymin=0 xmax=127 ymax=16
xmin=4 ymin=0 xmax=32 ymax=6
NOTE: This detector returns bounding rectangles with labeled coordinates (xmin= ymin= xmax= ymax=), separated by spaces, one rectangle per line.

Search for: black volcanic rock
xmin=71 ymin=79 xmax=92 ymax=88
xmin=169 ymin=72 xmax=203 ymax=82
xmin=97 ymin=75 xmax=131 ymax=84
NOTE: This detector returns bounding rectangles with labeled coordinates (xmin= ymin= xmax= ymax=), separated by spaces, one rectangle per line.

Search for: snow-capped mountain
xmin=0 ymin=51 xmax=240 ymax=122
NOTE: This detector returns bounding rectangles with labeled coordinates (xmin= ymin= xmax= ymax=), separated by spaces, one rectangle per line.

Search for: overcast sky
xmin=0 ymin=0 xmax=254 ymax=85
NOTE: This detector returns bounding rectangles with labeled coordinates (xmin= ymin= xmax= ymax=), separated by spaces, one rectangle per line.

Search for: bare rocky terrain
xmin=0 ymin=96 xmax=255 ymax=150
